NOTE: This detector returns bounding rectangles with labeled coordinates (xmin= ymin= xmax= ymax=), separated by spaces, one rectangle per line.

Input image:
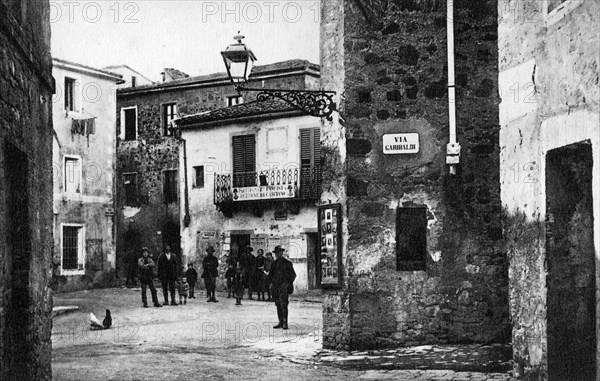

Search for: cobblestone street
xmin=52 ymin=288 xmax=518 ymax=380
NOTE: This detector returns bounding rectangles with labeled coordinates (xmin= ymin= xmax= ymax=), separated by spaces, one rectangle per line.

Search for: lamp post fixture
xmin=221 ymin=33 xmax=337 ymax=119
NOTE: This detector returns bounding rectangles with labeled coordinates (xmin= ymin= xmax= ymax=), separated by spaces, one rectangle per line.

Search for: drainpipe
xmin=172 ymin=121 xmax=191 ymax=227
xmin=446 ymin=0 xmax=461 ymax=175
xmin=182 ymin=137 xmax=191 ymax=227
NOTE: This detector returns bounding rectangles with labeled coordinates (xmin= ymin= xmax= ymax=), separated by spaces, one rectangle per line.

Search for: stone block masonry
xmin=0 ymin=1 xmax=55 ymax=379
xmin=321 ymin=0 xmax=510 ymax=350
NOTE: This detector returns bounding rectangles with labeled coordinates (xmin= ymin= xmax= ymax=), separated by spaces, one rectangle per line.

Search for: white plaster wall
xmin=179 ymin=115 xmax=320 ymax=291
xmin=52 ymin=64 xmax=118 ymax=270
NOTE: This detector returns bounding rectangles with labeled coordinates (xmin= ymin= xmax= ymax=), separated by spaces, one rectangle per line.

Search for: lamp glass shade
xmin=221 ymin=36 xmax=256 ymax=84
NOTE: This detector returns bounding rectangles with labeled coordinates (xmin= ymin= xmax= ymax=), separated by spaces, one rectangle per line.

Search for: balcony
xmin=214 ymin=166 xmax=321 ymax=215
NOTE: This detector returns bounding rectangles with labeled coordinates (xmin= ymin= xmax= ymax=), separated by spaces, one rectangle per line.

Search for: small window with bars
xmin=163 ymin=169 xmax=178 ymax=203
xmin=193 ymin=166 xmax=204 ymax=188
xmin=396 ymin=206 xmax=427 ymax=271
xmin=62 ymin=225 xmax=84 ymax=272
xmin=163 ymin=103 xmax=177 ymax=136
xmin=123 ymin=172 xmax=138 ymax=205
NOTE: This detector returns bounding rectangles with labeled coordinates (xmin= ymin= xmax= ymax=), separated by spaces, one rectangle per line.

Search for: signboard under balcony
xmin=232 ymin=184 xmax=295 ymax=201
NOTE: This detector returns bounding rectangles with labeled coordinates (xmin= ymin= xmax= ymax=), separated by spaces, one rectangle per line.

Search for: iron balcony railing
xmin=214 ymin=166 xmax=321 ymax=205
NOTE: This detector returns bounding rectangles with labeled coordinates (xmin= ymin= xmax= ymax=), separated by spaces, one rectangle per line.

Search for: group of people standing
xmin=226 ymin=248 xmax=272 ymax=302
xmin=137 ymin=244 xmax=199 ymax=308
xmin=136 ymin=243 xmax=296 ymax=330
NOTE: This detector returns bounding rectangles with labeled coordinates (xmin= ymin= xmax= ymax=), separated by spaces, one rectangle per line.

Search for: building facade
xmin=498 ymin=1 xmax=599 ymax=379
xmin=0 ymin=0 xmax=54 ymax=379
xmin=319 ymin=0 xmax=510 ymax=350
xmin=102 ymin=64 xmax=153 ymax=89
xmin=51 ymin=59 xmax=122 ymax=292
xmin=115 ymin=60 xmax=319 ymax=280
xmin=175 ymin=99 xmax=322 ymax=292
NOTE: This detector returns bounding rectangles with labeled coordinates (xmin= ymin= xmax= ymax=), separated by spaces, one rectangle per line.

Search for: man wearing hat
xmin=157 ymin=244 xmax=180 ymax=306
xmin=269 ymin=245 xmax=296 ymax=329
xmin=201 ymin=245 xmax=219 ymax=302
xmin=137 ymin=247 xmax=161 ymax=308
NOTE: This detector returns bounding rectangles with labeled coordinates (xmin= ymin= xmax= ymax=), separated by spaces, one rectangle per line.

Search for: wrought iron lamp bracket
xmin=235 ymin=85 xmax=337 ymax=120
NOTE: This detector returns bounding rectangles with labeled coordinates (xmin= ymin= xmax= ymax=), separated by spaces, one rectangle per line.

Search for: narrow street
xmin=52 ymin=288 xmax=517 ymax=380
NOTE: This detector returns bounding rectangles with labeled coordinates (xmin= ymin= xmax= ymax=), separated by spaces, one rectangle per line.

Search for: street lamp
xmin=221 ymin=33 xmax=337 ymax=119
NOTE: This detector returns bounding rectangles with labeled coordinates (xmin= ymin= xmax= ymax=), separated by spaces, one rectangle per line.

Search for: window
xmin=299 ymin=127 xmax=321 ymax=199
xmin=193 ymin=166 xmax=204 ymax=188
xmin=162 ymin=103 xmax=177 ymax=136
xmin=163 ymin=169 xmax=178 ymax=204
xmin=65 ymin=77 xmax=75 ymax=111
xmin=62 ymin=224 xmax=85 ymax=273
xmin=123 ymin=173 xmax=138 ymax=205
xmin=64 ymin=156 xmax=81 ymax=194
xmin=227 ymin=95 xmax=243 ymax=106
xmin=131 ymin=76 xmax=137 ymax=87
xmin=396 ymin=206 xmax=427 ymax=271
xmin=121 ymin=107 xmax=137 ymax=141
xmin=232 ymin=134 xmax=256 ymax=187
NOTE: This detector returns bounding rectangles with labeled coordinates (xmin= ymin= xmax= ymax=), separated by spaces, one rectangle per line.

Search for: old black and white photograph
xmin=0 ymin=0 xmax=598 ymax=380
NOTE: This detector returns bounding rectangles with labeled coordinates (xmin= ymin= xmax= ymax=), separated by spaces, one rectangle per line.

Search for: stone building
xmin=102 ymin=64 xmax=153 ymax=89
xmin=115 ymin=60 xmax=319 ymax=280
xmin=175 ymin=99 xmax=322 ymax=292
xmin=319 ymin=0 xmax=510 ymax=349
xmin=51 ymin=58 xmax=123 ymax=292
xmin=0 ymin=0 xmax=54 ymax=379
xmin=498 ymin=1 xmax=599 ymax=380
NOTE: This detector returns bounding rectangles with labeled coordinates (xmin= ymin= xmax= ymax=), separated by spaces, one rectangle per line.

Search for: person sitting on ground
xmin=185 ymin=263 xmax=198 ymax=299
xmin=178 ymin=277 xmax=189 ymax=305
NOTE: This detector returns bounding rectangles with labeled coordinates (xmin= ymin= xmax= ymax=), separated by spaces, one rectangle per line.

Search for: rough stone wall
xmin=320 ymin=0 xmax=351 ymax=350
xmin=320 ymin=0 xmax=509 ymax=350
xmin=498 ymin=1 xmax=600 ymax=379
xmin=116 ymin=72 xmax=319 ymax=278
xmin=0 ymin=1 xmax=54 ymax=379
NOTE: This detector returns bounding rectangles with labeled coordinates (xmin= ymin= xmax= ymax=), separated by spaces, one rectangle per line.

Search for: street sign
xmin=383 ymin=133 xmax=419 ymax=154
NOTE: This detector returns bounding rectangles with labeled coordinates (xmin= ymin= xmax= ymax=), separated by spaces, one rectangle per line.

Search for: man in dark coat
xmin=138 ymin=247 xmax=162 ymax=308
xmin=239 ymin=246 xmax=256 ymax=299
xmin=269 ymin=245 xmax=296 ymax=329
xmin=201 ymin=246 xmax=219 ymax=302
xmin=157 ymin=244 xmax=179 ymax=306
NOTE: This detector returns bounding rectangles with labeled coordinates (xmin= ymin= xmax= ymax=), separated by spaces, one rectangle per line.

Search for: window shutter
xmin=232 ymin=135 xmax=255 ymax=187
xmin=300 ymin=128 xmax=312 ymax=168
xmin=313 ymin=127 xmax=321 ymax=166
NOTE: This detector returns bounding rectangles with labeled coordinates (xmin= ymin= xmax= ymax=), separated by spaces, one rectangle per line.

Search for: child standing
xmin=178 ymin=277 xmax=189 ymax=305
xmin=225 ymin=263 xmax=235 ymax=298
xmin=185 ymin=263 xmax=198 ymax=299
xmin=233 ymin=262 xmax=244 ymax=305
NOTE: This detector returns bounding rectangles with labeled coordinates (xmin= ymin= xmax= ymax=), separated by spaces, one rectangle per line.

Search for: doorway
xmin=545 ymin=141 xmax=596 ymax=381
xmin=4 ymin=142 xmax=32 ymax=378
xmin=231 ymin=234 xmax=250 ymax=263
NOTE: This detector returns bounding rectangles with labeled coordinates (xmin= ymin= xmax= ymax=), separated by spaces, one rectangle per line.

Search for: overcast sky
xmin=51 ymin=1 xmax=321 ymax=81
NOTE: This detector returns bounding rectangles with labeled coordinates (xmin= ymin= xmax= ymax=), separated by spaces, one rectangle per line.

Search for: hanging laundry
xmin=84 ymin=118 xmax=96 ymax=136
